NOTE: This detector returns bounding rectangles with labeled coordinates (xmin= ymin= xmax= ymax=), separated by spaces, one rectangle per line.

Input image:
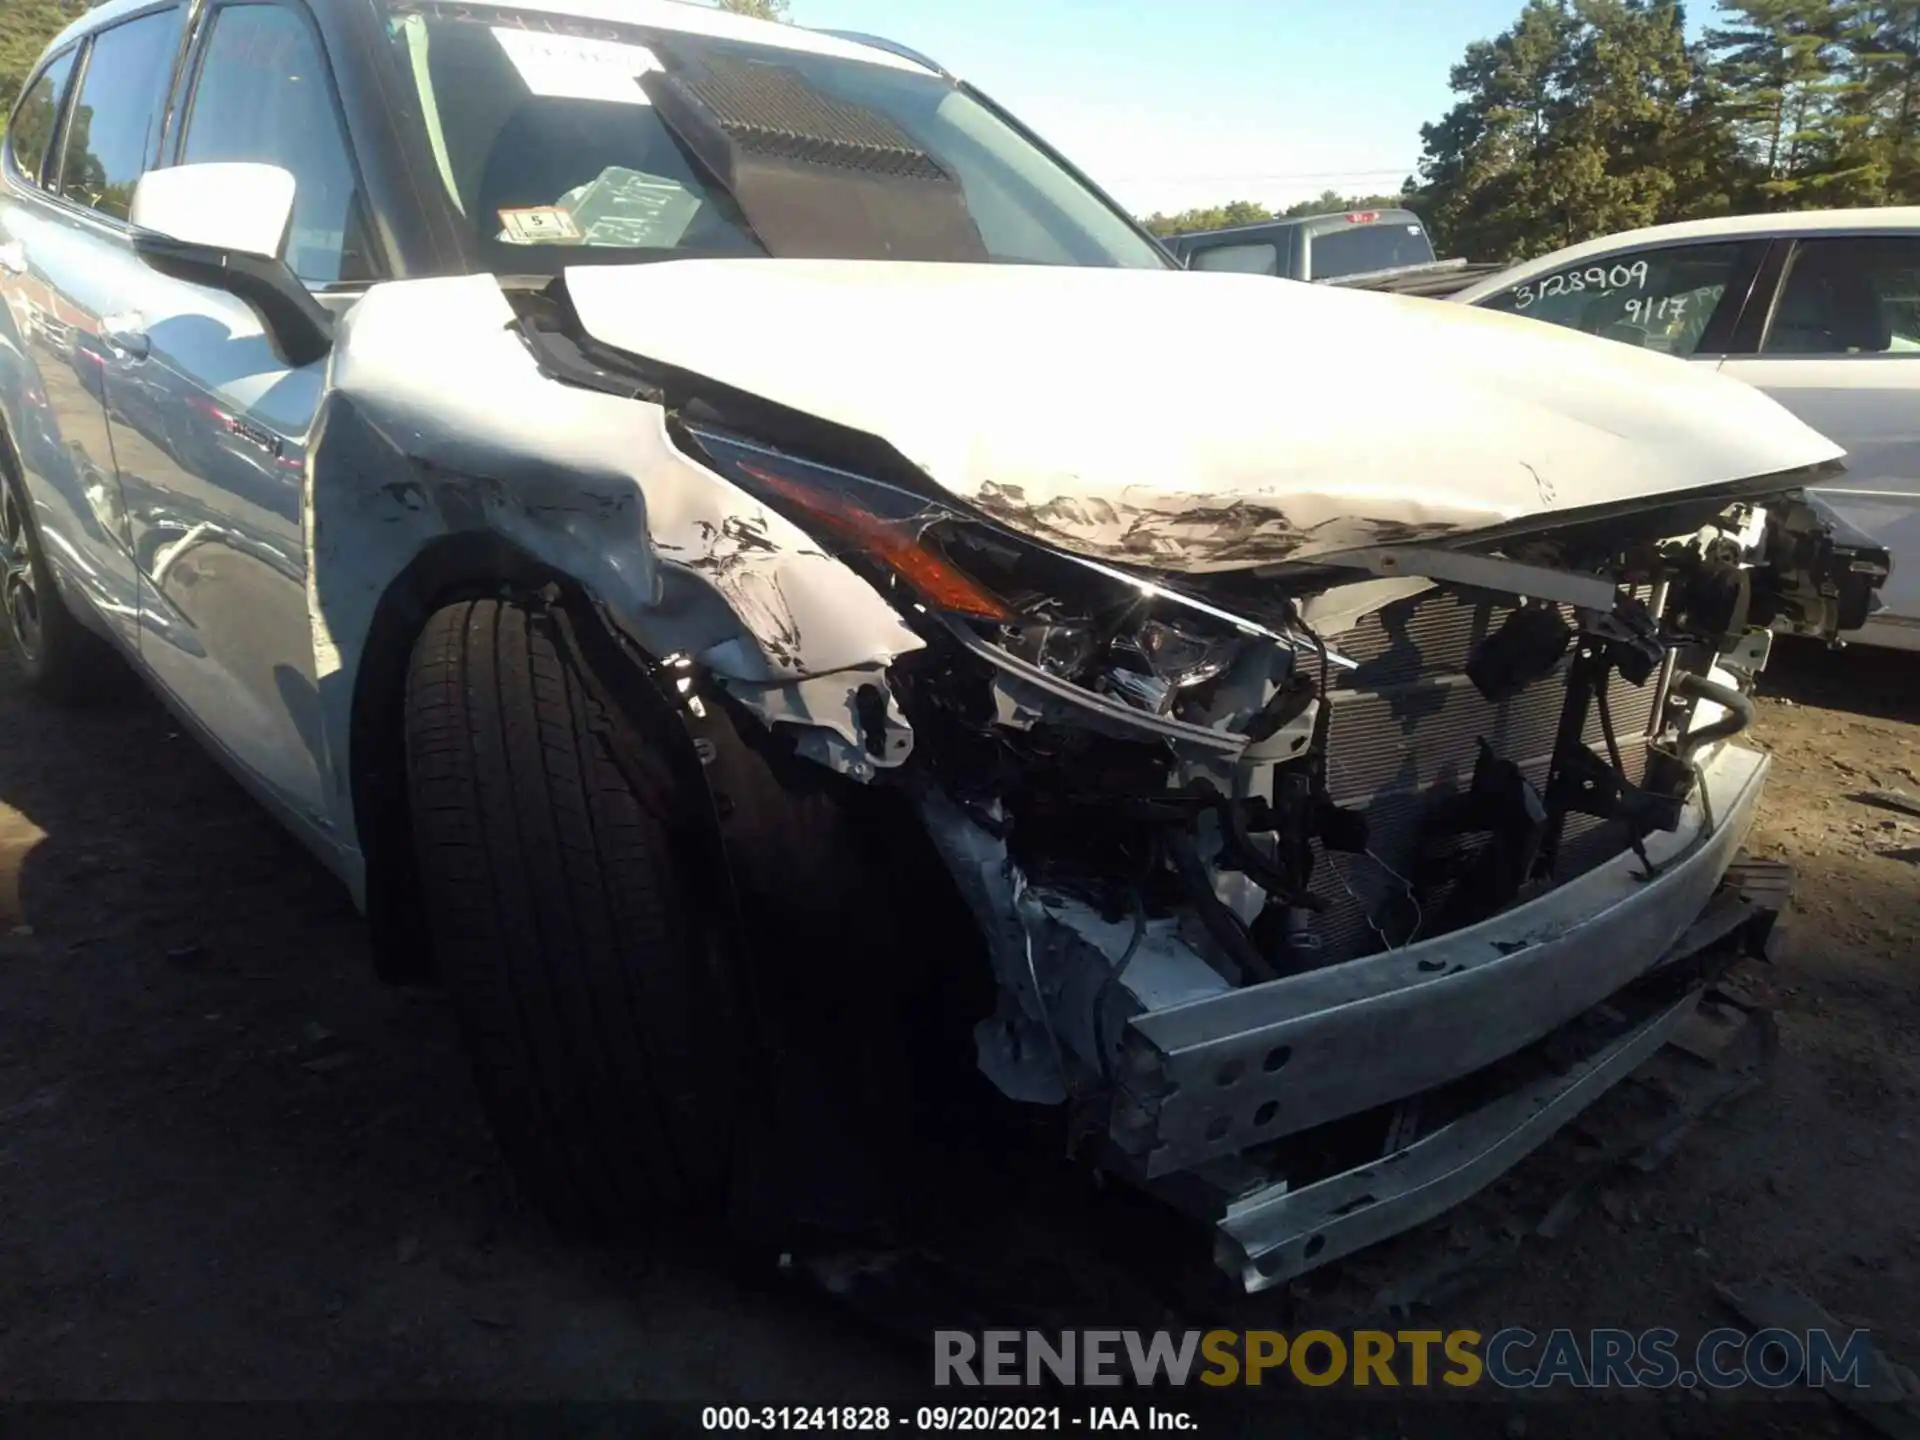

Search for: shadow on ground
xmin=0 ymin=644 xmax=921 ymax=1403
xmin=1761 ymin=635 xmax=1920 ymax=725
xmin=0 ymin=635 xmax=1915 ymax=1440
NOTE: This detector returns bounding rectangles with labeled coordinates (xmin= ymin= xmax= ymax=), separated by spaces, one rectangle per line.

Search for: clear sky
xmin=788 ymin=0 xmax=1717 ymax=217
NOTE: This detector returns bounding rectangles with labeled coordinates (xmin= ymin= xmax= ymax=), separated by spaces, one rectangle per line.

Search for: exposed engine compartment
xmin=477 ymin=280 xmax=1887 ymax=1287
xmin=668 ymin=411 xmax=1883 ymax=1113
xmin=680 ymin=427 xmax=1859 ymax=913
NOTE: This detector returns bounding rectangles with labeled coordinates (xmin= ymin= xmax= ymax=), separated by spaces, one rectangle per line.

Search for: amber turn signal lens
xmin=738 ymin=461 xmax=1015 ymax=622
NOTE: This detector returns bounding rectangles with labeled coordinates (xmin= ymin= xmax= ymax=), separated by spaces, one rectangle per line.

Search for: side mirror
xmin=131 ymin=161 xmax=295 ymax=257
xmin=128 ymin=163 xmax=335 ymax=368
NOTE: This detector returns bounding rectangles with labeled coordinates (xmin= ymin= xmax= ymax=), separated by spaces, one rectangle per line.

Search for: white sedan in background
xmin=1454 ymin=209 xmax=1920 ymax=651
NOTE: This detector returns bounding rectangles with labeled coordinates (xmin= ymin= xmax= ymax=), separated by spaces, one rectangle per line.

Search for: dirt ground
xmin=1 ymin=632 xmax=1916 ymax=1435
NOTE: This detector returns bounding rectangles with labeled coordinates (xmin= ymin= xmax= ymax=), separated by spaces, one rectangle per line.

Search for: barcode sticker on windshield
xmin=492 ymin=29 xmax=661 ymax=105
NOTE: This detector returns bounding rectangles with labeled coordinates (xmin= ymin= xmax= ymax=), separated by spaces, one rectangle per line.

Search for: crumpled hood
xmin=563 ymin=259 xmax=1845 ymax=571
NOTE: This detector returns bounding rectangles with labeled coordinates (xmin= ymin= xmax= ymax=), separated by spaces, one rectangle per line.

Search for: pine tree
xmin=1850 ymin=1 xmax=1920 ymax=198
xmin=1706 ymin=0 xmax=1859 ymax=202
xmin=1416 ymin=0 xmax=1581 ymax=260
xmin=1416 ymin=0 xmax=1729 ymax=261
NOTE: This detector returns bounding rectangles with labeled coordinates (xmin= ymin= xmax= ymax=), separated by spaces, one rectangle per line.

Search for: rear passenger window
xmin=1763 ymin=237 xmax=1920 ymax=355
xmin=58 ymin=9 xmax=183 ymax=220
xmin=1305 ymin=222 xmax=1430 ymax=281
xmin=1189 ymin=242 xmax=1278 ymax=276
xmin=6 ymin=50 xmax=78 ymax=189
xmin=180 ymin=3 xmax=375 ymax=286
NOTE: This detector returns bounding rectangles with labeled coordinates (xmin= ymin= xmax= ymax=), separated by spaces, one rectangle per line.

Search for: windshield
xmin=1305 ymin=220 xmax=1433 ymax=280
xmin=379 ymin=2 xmax=1167 ymax=272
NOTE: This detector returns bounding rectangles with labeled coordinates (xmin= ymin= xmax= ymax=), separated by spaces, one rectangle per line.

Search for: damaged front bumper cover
xmin=1076 ymin=742 xmax=1769 ymax=1290
xmin=489 ymin=274 xmax=1836 ymax=1295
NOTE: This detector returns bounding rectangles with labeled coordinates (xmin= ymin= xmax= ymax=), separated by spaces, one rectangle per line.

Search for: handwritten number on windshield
xmin=1624 ymin=294 xmax=1690 ymax=325
xmin=1511 ymin=258 xmax=1651 ymax=310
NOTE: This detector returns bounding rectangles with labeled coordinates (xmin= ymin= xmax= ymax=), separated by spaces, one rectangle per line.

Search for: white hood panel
xmin=563 ymin=260 xmax=1845 ymax=571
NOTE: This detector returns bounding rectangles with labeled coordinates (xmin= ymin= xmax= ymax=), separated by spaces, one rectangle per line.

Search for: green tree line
xmin=1151 ymin=0 xmax=1920 ymax=260
xmin=0 ymin=0 xmax=89 ymax=123
xmin=9 ymin=0 xmax=1916 ymax=265
xmin=1141 ymin=190 xmax=1420 ymax=237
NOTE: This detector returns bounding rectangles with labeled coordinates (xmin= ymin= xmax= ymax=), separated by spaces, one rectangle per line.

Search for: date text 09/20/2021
xmin=701 ymin=1408 xmax=1191 ymax=1432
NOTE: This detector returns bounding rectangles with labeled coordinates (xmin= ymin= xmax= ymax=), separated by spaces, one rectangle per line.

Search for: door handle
xmin=101 ymin=312 xmax=150 ymax=361
xmin=0 ymin=240 xmax=26 ymax=276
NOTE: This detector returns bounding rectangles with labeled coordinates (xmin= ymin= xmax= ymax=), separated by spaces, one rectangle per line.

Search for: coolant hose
xmin=1671 ymin=670 xmax=1756 ymax=754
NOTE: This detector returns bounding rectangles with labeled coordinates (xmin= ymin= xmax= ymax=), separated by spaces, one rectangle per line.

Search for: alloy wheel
xmin=0 ymin=484 xmax=42 ymax=665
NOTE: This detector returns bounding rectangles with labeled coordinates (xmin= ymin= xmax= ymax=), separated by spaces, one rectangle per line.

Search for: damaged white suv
xmin=0 ymin=0 xmax=1890 ymax=1289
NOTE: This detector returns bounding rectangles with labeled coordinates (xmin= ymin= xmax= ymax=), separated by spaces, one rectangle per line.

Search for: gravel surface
xmin=0 ymin=634 xmax=1914 ymax=1437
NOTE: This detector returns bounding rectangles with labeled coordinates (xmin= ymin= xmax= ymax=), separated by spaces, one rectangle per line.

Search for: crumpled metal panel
xmin=301 ymin=273 xmax=926 ymax=867
xmin=562 ymin=258 xmax=1843 ymax=573
xmin=1113 ymin=744 xmax=1768 ymax=1179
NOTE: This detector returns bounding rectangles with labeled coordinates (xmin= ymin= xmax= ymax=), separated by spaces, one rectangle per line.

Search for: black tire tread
xmin=403 ymin=597 xmax=728 ymax=1226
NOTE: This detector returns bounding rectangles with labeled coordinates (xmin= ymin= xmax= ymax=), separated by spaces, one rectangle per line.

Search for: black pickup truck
xmin=1164 ymin=207 xmax=1504 ymax=295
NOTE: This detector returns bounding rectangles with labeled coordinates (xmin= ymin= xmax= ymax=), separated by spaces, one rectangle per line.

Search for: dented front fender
xmin=304 ymin=274 xmax=923 ymax=861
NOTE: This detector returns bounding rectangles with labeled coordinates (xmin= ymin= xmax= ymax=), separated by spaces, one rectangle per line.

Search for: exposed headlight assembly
xmin=678 ymin=424 xmax=1322 ymax=747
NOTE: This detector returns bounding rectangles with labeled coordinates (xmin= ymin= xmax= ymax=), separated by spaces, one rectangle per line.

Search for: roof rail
xmin=814 ymin=28 xmax=950 ymax=77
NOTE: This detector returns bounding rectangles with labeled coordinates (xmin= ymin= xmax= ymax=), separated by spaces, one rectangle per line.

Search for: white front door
xmin=1717 ymin=234 xmax=1920 ymax=646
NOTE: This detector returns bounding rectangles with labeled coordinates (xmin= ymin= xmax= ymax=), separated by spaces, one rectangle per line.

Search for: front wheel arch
xmin=0 ymin=414 xmax=124 ymax=702
xmin=350 ymin=542 xmax=994 ymax=1239
xmin=345 ymin=535 xmax=640 ymax=983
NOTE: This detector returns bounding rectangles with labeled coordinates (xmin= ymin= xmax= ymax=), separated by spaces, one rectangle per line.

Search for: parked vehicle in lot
xmin=1165 ymin=207 xmax=1505 ymax=294
xmin=0 ymin=0 xmax=1889 ymax=1290
xmin=1453 ymin=209 xmax=1920 ymax=651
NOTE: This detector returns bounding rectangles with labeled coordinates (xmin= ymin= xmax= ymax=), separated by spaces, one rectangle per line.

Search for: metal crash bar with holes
xmin=1108 ymin=742 xmax=1770 ymax=1182
xmin=1214 ymin=983 xmax=1708 ymax=1290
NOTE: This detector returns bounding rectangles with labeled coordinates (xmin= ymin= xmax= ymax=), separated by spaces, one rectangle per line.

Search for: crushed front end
xmin=668 ymin=424 xmax=1885 ymax=1291
xmin=460 ymin=268 xmax=1885 ymax=1289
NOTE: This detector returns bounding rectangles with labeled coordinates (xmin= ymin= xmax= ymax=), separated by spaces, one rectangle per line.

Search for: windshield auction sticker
xmin=491 ymin=28 xmax=661 ymax=105
xmin=496 ymin=206 xmax=584 ymax=245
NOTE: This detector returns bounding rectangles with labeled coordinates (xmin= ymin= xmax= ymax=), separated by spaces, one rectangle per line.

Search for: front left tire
xmin=402 ymin=597 xmax=737 ymax=1230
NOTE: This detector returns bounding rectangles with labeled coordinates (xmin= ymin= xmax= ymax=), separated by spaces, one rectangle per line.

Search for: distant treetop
xmin=712 ymin=0 xmax=792 ymax=21
xmin=0 ymin=0 xmax=91 ymax=119
xmin=1140 ymin=190 xmax=1418 ymax=238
